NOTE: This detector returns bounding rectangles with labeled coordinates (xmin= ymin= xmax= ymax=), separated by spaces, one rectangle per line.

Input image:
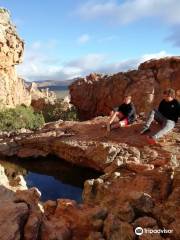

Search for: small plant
xmin=0 ymin=8 xmax=9 ymax=14
xmin=0 ymin=105 xmax=45 ymax=131
xmin=40 ymin=99 xmax=79 ymax=122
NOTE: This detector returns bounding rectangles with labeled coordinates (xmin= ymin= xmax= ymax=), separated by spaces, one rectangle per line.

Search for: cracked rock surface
xmin=0 ymin=117 xmax=179 ymax=239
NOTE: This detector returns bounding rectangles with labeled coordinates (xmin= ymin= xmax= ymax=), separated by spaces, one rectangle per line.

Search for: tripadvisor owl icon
xmin=135 ymin=227 xmax=143 ymax=236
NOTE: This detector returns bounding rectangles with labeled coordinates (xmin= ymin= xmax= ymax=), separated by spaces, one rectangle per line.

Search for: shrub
xmin=0 ymin=105 xmax=45 ymax=131
xmin=41 ymin=99 xmax=79 ymax=123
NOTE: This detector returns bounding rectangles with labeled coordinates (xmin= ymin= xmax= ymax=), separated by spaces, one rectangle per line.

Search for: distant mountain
xmin=35 ymin=79 xmax=74 ymax=87
xmin=25 ymin=79 xmax=75 ymax=92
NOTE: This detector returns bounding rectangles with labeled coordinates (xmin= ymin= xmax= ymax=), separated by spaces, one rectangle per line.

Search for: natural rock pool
xmin=0 ymin=156 xmax=100 ymax=202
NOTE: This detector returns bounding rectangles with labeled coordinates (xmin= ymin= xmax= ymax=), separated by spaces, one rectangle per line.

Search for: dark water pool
xmin=0 ymin=156 xmax=100 ymax=202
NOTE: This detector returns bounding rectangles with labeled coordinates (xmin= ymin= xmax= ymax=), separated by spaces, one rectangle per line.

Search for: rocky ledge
xmin=0 ymin=117 xmax=179 ymax=239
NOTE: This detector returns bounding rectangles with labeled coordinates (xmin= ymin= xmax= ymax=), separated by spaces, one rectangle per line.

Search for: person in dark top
xmin=140 ymin=88 xmax=180 ymax=144
xmin=107 ymin=95 xmax=136 ymax=131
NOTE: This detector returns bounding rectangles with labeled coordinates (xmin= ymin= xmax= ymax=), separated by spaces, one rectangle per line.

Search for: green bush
xmin=0 ymin=105 xmax=45 ymax=131
xmin=41 ymin=99 xmax=79 ymax=123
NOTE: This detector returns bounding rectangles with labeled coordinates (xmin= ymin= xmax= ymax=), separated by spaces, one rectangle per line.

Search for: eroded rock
xmin=69 ymin=57 xmax=180 ymax=120
xmin=0 ymin=117 xmax=179 ymax=239
xmin=0 ymin=8 xmax=31 ymax=107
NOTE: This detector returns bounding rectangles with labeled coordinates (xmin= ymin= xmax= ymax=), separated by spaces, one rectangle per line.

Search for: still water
xmin=0 ymin=156 xmax=100 ymax=202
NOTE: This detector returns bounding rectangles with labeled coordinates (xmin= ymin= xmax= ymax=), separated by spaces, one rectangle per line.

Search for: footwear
xmin=140 ymin=126 xmax=150 ymax=135
xmin=107 ymin=124 xmax=111 ymax=132
xmin=146 ymin=136 xmax=157 ymax=145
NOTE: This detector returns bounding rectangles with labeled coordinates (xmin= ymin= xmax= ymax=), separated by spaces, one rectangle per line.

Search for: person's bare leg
xmin=107 ymin=112 xmax=119 ymax=131
xmin=110 ymin=110 xmax=114 ymax=117
xmin=111 ymin=119 xmax=126 ymax=129
xmin=109 ymin=112 xmax=118 ymax=125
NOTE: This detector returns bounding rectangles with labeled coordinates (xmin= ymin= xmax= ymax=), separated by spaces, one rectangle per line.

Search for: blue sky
xmin=1 ymin=0 xmax=180 ymax=81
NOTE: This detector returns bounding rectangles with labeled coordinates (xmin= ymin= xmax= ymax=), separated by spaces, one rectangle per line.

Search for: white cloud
xmin=77 ymin=0 xmax=180 ymax=25
xmin=17 ymin=41 xmax=170 ymax=81
xmin=77 ymin=34 xmax=90 ymax=44
xmin=67 ymin=53 xmax=106 ymax=70
xmin=17 ymin=41 xmax=73 ymax=81
xmin=97 ymin=51 xmax=169 ymax=73
xmin=17 ymin=41 xmax=107 ymax=81
xmin=140 ymin=51 xmax=169 ymax=62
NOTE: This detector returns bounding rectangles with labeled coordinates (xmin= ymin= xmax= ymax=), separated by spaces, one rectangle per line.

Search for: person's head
xmin=163 ymin=88 xmax=175 ymax=102
xmin=123 ymin=95 xmax=132 ymax=104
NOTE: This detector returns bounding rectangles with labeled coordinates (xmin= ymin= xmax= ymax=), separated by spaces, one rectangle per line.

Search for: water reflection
xmin=0 ymin=156 xmax=100 ymax=202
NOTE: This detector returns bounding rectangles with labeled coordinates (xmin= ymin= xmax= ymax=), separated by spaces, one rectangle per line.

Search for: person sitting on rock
xmin=107 ymin=95 xmax=136 ymax=131
xmin=140 ymin=88 xmax=180 ymax=144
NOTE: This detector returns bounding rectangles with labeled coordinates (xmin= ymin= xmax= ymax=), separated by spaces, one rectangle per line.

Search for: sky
xmin=1 ymin=0 xmax=180 ymax=81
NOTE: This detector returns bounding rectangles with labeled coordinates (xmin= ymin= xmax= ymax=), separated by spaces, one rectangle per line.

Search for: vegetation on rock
xmin=0 ymin=8 xmax=8 ymax=13
xmin=0 ymin=105 xmax=45 ymax=131
xmin=40 ymin=99 xmax=79 ymax=122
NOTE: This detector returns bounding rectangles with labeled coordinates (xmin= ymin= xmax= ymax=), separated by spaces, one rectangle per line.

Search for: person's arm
xmin=158 ymin=100 xmax=164 ymax=112
xmin=176 ymin=100 xmax=180 ymax=119
xmin=127 ymin=104 xmax=136 ymax=117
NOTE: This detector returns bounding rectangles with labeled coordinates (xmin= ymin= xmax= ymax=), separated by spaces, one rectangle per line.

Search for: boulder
xmin=69 ymin=57 xmax=180 ymax=120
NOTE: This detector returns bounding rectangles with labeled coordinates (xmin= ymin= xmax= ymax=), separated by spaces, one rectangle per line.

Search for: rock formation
xmin=0 ymin=8 xmax=31 ymax=108
xmin=28 ymin=82 xmax=56 ymax=111
xmin=69 ymin=57 xmax=180 ymax=120
xmin=0 ymin=117 xmax=179 ymax=239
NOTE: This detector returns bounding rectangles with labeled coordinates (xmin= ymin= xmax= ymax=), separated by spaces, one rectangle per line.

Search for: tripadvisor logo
xmin=135 ymin=227 xmax=143 ymax=236
xmin=135 ymin=227 xmax=173 ymax=236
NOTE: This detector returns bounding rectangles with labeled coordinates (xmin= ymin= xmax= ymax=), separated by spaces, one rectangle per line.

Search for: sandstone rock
xmin=0 ymin=163 xmax=27 ymax=191
xmin=0 ymin=197 xmax=29 ymax=240
xmin=130 ymin=192 xmax=154 ymax=214
xmin=41 ymin=199 xmax=107 ymax=240
xmin=153 ymin=170 xmax=180 ymax=240
xmin=0 ymin=185 xmax=44 ymax=240
xmin=0 ymin=117 xmax=177 ymax=171
xmin=103 ymin=214 xmax=135 ymax=240
xmin=0 ymin=9 xmax=31 ymax=107
xmin=125 ymin=162 xmax=154 ymax=173
xmin=0 ymin=185 xmax=15 ymax=201
xmin=15 ymin=188 xmax=43 ymax=240
xmin=69 ymin=57 xmax=180 ymax=120
xmin=0 ymin=116 xmax=179 ymax=239
xmin=41 ymin=218 xmax=72 ymax=240
xmin=29 ymin=82 xmax=56 ymax=112
xmin=86 ymin=231 xmax=105 ymax=240
xmin=133 ymin=216 xmax=157 ymax=228
xmin=83 ymin=168 xmax=171 ymax=209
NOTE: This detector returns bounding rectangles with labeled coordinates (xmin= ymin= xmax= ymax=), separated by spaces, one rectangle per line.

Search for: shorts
xmin=119 ymin=117 xmax=129 ymax=126
xmin=115 ymin=112 xmax=129 ymax=126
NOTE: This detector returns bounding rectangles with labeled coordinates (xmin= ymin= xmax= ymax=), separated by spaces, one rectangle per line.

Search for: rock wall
xmin=0 ymin=8 xmax=31 ymax=108
xmin=69 ymin=57 xmax=180 ymax=120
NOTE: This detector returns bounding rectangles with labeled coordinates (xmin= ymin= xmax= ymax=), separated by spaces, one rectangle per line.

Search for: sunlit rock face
xmin=69 ymin=57 xmax=180 ymax=120
xmin=0 ymin=8 xmax=31 ymax=108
